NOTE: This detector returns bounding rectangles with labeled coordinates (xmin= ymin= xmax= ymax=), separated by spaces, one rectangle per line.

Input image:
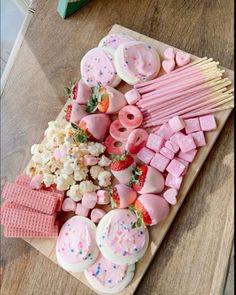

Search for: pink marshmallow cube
xmin=82 ymin=192 xmax=97 ymax=209
xmin=150 ymin=152 xmax=170 ymax=172
xmin=125 ymin=89 xmax=141 ymax=105
xmin=155 ymin=123 xmax=174 ymax=140
xmin=190 ymin=131 xmax=206 ymax=147
xmin=165 ymin=140 xmax=179 ymax=153
xmin=166 ymin=158 xmax=186 ymax=177
xmin=90 ymin=208 xmax=106 ymax=223
xmin=75 ymin=203 xmax=90 ymax=217
xmin=184 ymin=118 xmax=200 ymax=134
xmin=97 ymin=190 xmax=110 ymax=205
xmin=178 ymin=149 xmax=198 ymax=163
xmin=178 ymin=135 xmax=196 ymax=153
xmin=199 ymin=115 xmax=217 ymax=131
xmin=62 ymin=198 xmax=76 ymax=212
xmin=165 ymin=173 xmax=183 ymax=190
xmin=175 ymin=157 xmax=189 ymax=175
xmin=137 ymin=146 xmax=155 ymax=164
xmin=169 ymin=132 xmax=185 ymax=147
xmin=168 ymin=116 xmax=185 ymax=132
xmin=146 ymin=133 xmax=165 ymax=152
xmin=163 ymin=188 xmax=178 ymax=205
xmin=160 ymin=146 xmax=175 ymax=160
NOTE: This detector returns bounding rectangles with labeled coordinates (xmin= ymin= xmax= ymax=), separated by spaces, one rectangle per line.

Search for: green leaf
xmin=74 ymin=129 xmax=88 ymax=143
xmin=71 ymin=122 xmax=79 ymax=129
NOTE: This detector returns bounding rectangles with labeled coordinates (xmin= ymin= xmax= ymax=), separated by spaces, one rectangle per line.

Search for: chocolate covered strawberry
xmin=110 ymin=184 xmax=137 ymax=209
xmin=110 ymin=153 xmax=136 ymax=184
xmin=64 ymin=79 xmax=91 ymax=104
xmin=64 ymin=101 xmax=87 ymax=124
xmin=86 ymin=85 xmax=127 ymax=114
xmin=130 ymin=164 xmax=165 ymax=194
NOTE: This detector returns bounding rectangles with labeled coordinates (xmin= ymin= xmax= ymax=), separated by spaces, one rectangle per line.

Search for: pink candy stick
xmin=181 ymin=106 xmax=232 ymax=119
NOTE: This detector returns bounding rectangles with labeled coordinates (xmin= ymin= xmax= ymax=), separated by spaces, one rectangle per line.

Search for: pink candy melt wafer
xmin=137 ymin=147 xmax=155 ymax=164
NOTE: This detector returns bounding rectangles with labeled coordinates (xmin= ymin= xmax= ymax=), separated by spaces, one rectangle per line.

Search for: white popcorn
xmin=79 ymin=180 xmax=99 ymax=195
xmin=32 ymin=153 xmax=43 ymax=164
xmin=41 ymin=150 xmax=53 ymax=165
xmin=90 ymin=165 xmax=104 ymax=180
xmin=31 ymin=144 xmax=44 ymax=155
xmin=88 ymin=142 xmax=105 ymax=157
xmin=43 ymin=173 xmax=55 ymax=187
xmin=67 ymin=184 xmax=83 ymax=201
xmin=79 ymin=142 xmax=89 ymax=155
xmin=98 ymin=155 xmax=111 ymax=167
xmin=61 ymin=161 xmax=74 ymax=175
xmin=74 ymin=166 xmax=89 ymax=181
xmin=54 ymin=174 xmax=75 ymax=191
xmin=98 ymin=170 xmax=112 ymax=187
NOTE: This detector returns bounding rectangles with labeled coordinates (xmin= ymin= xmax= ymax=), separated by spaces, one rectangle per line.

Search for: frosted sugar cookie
xmin=98 ymin=33 xmax=135 ymax=50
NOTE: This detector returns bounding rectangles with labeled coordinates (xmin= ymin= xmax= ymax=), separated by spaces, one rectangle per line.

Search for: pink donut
xmin=104 ymin=135 xmax=126 ymax=155
xmin=126 ymin=128 xmax=148 ymax=154
xmin=109 ymin=119 xmax=133 ymax=142
xmin=119 ymin=105 xmax=143 ymax=129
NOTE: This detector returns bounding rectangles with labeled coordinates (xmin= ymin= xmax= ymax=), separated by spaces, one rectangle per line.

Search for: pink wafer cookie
xmin=4 ymin=224 xmax=59 ymax=238
xmin=2 ymin=182 xmax=58 ymax=215
xmin=1 ymin=200 xmax=38 ymax=213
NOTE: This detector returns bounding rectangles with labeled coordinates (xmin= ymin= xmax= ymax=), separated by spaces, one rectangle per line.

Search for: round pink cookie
xmin=114 ymin=41 xmax=161 ymax=85
xmin=126 ymin=128 xmax=148 ymax=154
xmin=119 ymin=105 xmax=143 ymax=129
xmin=56 ymin=216 xmax=99 ymax=272
xmin=109 ymin=119 xmax=133 ymax=142
xmin=104 ymin=135 xmax=126 ymax=155
xmin=98 ymin=33 xmax=135 ymax=50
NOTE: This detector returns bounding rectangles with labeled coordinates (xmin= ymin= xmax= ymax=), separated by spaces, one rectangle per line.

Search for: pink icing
xmin=103 ymin=211 xmax=146 ymax=256
xmin=121 ymin=41 xmax=159 ymax=82
xmin=56 ymin=217 xmax=96 ymax=264
xmin=81 ymin=48 xmax=115 ymax=87
xmin=100 ymin=33 xmax=134 ymax=50
xmin=87 ymin=253 xmax=128 ymax=288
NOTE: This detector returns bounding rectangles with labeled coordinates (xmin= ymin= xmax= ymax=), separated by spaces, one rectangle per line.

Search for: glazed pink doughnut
xmin=104 ymin=135 xmax=126 ymax=155
xmin=98 ymin=33 xmax=135 ymax=50
xmin=119 ymin=105 xmax=143 ymax=129
xmin=109 ymin=119 xmax=133 ymax=142
xmin=126 ymin=128 xmax=148 ymax=154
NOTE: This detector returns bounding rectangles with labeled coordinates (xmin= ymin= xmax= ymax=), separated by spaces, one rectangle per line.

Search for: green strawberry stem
xmin=85 ymin=86 xmax=103 ymax=113
xmin=74 ymin=128 xmax=88 ymax=143
xmin=128 ymin=205 xmax=143 ymax=228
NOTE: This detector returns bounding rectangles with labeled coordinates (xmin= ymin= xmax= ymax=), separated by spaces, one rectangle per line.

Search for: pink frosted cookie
xmin=119 ymin=105 xmax=143 ymax=129
xmin=109 ymin=119 xmax=132 ymax=142
xmin=96 ymin=209 xmax=149 ymax=265
xmin=81 ymin=47 xmax=121 ymax=88
xmin=98 ymin=33 xmax=135 ymax=50
xmin=56 ymin=216 xmax=99 ymax=272
xmin=84 ymin=252 xmax=135 ymax=294
xmin=115 ymin=41 xmax=161 ymax=85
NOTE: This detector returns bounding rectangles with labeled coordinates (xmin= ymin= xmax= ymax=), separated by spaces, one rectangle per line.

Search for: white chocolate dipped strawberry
xmin=110 ymin=153 xmax=136 ymax=185
xmin=130 ymin=164 xmax=164 ymax=194
xmin=64 ymin=79 xmax=91 ymax=104
xmin=85 ymin=85 xmax=127 ymax=114
xmin=110 ymin=184 xmax=137 ymax=209
xmin=126 ymin=128 xmax=148 ymax=154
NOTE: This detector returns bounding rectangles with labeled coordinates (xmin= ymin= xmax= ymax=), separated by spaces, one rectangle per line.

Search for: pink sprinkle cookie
xmin=84 ymin=253 xmax=135 ymax=294
xmin=82 ymin=192 xmax=97 ymax=209
xmin=184 ymin=118 xmax=201 ymax=134
xmin=124 ymin=88 xmax=141 ymax=105
xmin=176 ymin=51 xmax=191 ymax=67
xmin=104 ymin=135 xmax=126 ymax=155
xmin=163 ymin=188 xmax=178 ymax=205
xmin=114 ymin=41 xmax=161 ymax=85
xmin=160 ymin=146 xmax=175 ymax=160
xmin=178 ymin=135 xmax=196 ymax=153
xmin=118 ymin=105 xmax=143 ymax=129
xmin=165 ymin=173 xmax=183 ymax=190
xmin=126 ymin=128 xmax=148 ymax=154
xmin=162 ymin=59 xmax=176 ymax=73
xmin=150 ymin=152 xmax=170 ymax=173
xmin=56 ymin=216 xmax=99 ymax=272
xmin=178 ymin=149 xmax=198 ymax=163
xmin=199 ymin=115 xmax=217 ymax=131
xmin=137 ymin=147 xmax=155 ymax=165
xmin=97 ymin=190 xmax=110 ymax=205
xmin=62 ymin=198 xmax=76 ymax=212
xmin=146 ymin=133 xmax=165 ymax=152
xmin=75 ymin=203 xmax=90 ymax=217
xmin=90 ymin=208 xmax=106 ymax=223
xmin=163 ymin=47 xmax=175 ymax=60
xmin=81 ymin=47 xmax=121 ymax=88
xmin=98 ymin=33 xmax=135 ymax=50
xmin=109 ymin=119 xmax=132 ymax=142
xmin=83 ymin=155 xmax=99 ymax=166
xmin=96 ymin=209 xmax=149 ymax=265
xmin=168 ymin=116 xmax=185 ymax=132
xmin=190 ymin=131 xmax=206 ymax=147
xmin=155 ymin=123 xmax=174 ymax=140
xmin=166 ymin=158 xmax=186 ymax=177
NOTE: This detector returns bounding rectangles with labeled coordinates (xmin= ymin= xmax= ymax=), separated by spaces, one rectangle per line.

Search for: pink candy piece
xmin=126 ymin=128 xmax=148 ymax=154
xmin=146 ymin=133 xmax=165 ymax=152
xmin=109 ymin=119 xmax=132 ymax=142
xmin=169 ymin=132 xmax=185 ymax=147
xmin=166 ymin=158 xmax=186 ymax=177
xmin=82 ymin=192 xmax=97 ymax=209
xmin=30 ymin=174 xmax=43 ymax=190
xmin=190 ymin=131 xmax=206 ymax=147
xmin=184 ymin=118 xmax=201 ymax=134
xmin=175 ymin=157 xmax=189 ymax=175
xmin=97 ymin=190 xmax=110 ymax=205
xmin=75 ymin=203 xmax=90 ymax=217
xmin=83 ymin=155 xmax=99 ymax=166
xmin=163 ymin=188 xmax=178 ymax=205
xmin=136 ymin=147 xmax=155 ymax=165
xmin=199 ymin=115 xmax=217 ymax=131
xmin=178 ymin=149 xmax=198 ymax=163
xmin=165 ymin=173 xmax=183 ymax=190
xmin=176 ymin=51 xmax=191 ymax=67
xmin=168 ymin=116 xmax=185 ymax=132
xmin=155 ymin=122 xmax=174 ymax=140
xmin=104 ymin=135 xmax=126 ymax=155
xmin=118 ymin=105 xmax=143 ymax=129
xmin=178 ymin=135 xmax=196 ymax=153
xmin=163 ymin=47 xmax=175 ymax=60
xmin=124 ymin=89 xmax=141 ymax=105
xmin=162 ymin=59 xmax=176 ymax=73
xmin=160 ymin=146 xmax=175 ymax=160
xmin=90 ymin=208 xmax=106 ymax=223
xmin=62 ymin=198 xmax=76 ymax=212
xmin=165 ymin=140 xmax=179 ymax=153
xmin=150 ymin=152 xmax=170 ymax=173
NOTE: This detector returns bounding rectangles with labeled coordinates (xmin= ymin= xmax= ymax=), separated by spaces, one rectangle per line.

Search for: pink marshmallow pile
xmin=137 ymin=115 xmax=217 ymax=203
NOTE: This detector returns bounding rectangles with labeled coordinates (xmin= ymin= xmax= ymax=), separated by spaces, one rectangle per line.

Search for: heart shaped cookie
xmin=162 ymin=59 xmax=176 ymax=73
xmin=164 ymin=47 xmax=175 ymax=60
xmin=176 ymin=51 xmax=191 ymax=67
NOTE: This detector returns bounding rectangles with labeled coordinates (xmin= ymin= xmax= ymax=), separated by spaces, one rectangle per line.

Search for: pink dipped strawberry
xmin=126 ymin=128 xmax=148 ymax=154
xmin=110 ymin=184 xmax=137 ymax=209
xmin=110 ymin=153 xmax=136 ymax=185
xmin=130 ymin=164 xmax=165 ymax=194
xmin=64 ymin=101 xmax=87 ymax=124
xmin=64 ymin=79 xmax=91 ymax=104
xmin=85 ymin=85 xmax=127 ymax=114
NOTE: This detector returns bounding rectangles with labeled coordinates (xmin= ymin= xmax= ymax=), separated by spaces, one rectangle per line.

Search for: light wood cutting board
xmin=23 ymin=24 xmax=234 ymax=295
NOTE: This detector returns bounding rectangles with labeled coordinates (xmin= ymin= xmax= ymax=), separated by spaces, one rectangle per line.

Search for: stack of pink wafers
xmin=1 ymin=175 xmax=64 ymax=238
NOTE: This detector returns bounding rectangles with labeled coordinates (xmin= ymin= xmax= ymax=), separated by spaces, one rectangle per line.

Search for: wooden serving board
xmin=23 ymin=24 xmax=234 ymax=295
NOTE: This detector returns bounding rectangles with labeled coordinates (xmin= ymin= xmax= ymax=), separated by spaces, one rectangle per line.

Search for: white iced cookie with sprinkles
xmin=98 ymin=33 xmax=135 ymax=50
xmin=96 ymin=209 xmax=149 ymax=265
xmin=114 ymin=41 xmax=161 ymax=85
xmin=84 ymin=252 xmax=135 ymax=294
xmin=56 ymin=216 xmax=99 ymax=272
